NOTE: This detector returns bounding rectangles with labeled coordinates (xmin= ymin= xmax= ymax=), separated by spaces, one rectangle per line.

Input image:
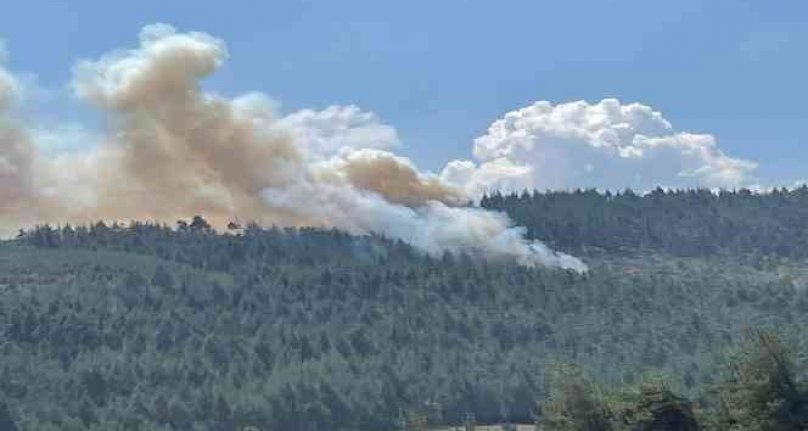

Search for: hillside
xmin=482 ymin=187 xmax=808 ymax=258
xmin=1 ymin=214 xmax=807 ymax=430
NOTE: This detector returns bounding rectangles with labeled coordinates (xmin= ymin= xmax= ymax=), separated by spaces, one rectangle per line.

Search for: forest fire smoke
xmin=0 ymin=24 xmax=586 ymax=271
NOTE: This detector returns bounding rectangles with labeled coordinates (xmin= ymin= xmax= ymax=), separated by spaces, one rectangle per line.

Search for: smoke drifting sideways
xmin=0 ymin=24 xmax=587 ymax=272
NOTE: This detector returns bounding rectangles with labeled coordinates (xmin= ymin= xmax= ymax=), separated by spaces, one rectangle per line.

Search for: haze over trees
xmin=1 ymin=189 xmax=808 ymax=430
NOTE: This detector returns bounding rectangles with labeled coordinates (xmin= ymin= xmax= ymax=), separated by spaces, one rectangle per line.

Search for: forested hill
xmin=482 ymin=187 xmax=808 ymax=257
xmin=2 ymin=202 xmax=808 ymax=430
xmin=15 ymin=219 xmax=421 ymax=271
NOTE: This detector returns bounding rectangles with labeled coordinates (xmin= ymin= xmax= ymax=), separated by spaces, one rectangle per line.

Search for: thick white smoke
xmin=441 ymin=99 xmax=758 ymax=196
xmin=263 ymin=177 xmax=587 ymax=271
xmin=0 ymin=25 xmax=587 ymax=271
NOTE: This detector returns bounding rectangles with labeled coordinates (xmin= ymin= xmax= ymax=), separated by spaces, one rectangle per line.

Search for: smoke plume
xmin=0 ymin=25 xmax=587 ymax=271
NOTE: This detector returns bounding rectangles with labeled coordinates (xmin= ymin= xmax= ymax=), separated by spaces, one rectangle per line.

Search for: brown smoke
xmin=0 ymin=126 xmax=33 ymax=210
xmin=0 ymin=24 xmax=586 ymax=271
xmin=0 ymin=66 xmax=39 ymax=219
xmin=70 ymin=24 xmax=303 ymax=227
xmin=334 ymin=149 xmax=464 ymax=207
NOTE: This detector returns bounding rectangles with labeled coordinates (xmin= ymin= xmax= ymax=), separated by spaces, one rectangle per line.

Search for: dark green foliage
xmin=482 ymin=187 xmax=808 ymax=258
xmin=714 ymin=331 xmax=808 ymax=430
xmin=542 ymin=372 xmax=701 ymax=431
xmin=0 ymin=401 xmax=19 ymax=431
xmin=540 ymin=331 xmax=808 ymax=431
xmin=3 ymin=205 xmax=808 ymax=429
xmin=542 ymin=366 xmax=612 ymax=431
xmin=617 ymin=383 xmax=700 ymax=431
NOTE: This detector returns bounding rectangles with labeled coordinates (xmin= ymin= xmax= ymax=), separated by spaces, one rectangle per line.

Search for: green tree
xmin=0 ymin=401 xmax=19 ymax=431
xmin=541 ymin=365 xmax=612 ymax=431
xmin=716 ymin=330 xmax=808 ymax=431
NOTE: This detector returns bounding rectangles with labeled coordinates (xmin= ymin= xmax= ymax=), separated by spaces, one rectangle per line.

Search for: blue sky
xmin=1 ymin=0 xmax=806 ymax=183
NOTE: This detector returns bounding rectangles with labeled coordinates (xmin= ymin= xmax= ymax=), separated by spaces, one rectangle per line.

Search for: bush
xmin=715 ymin=330 xmax=808 ymax=431
xmin=615 ymin=381 xmax=699 ymax=431
xmin=542 ymin=369 xmax=699 ymax=431
xmin=541 ymin=365 xmax=613 ymax=431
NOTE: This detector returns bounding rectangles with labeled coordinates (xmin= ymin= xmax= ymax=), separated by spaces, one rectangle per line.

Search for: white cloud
xmin=31 ymin=123 xmax=102 ymax=155
xmin=279 ymin=105 xmax=400 ymax=160
xmin=442 ymin=99 xmax=757 ymax=195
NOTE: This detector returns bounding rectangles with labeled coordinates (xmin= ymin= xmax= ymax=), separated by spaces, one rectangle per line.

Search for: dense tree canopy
xmin=482 ymin=187 xmax=808 ymax=258
xmin=2 ymin=195 xmax=808 ymax=430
